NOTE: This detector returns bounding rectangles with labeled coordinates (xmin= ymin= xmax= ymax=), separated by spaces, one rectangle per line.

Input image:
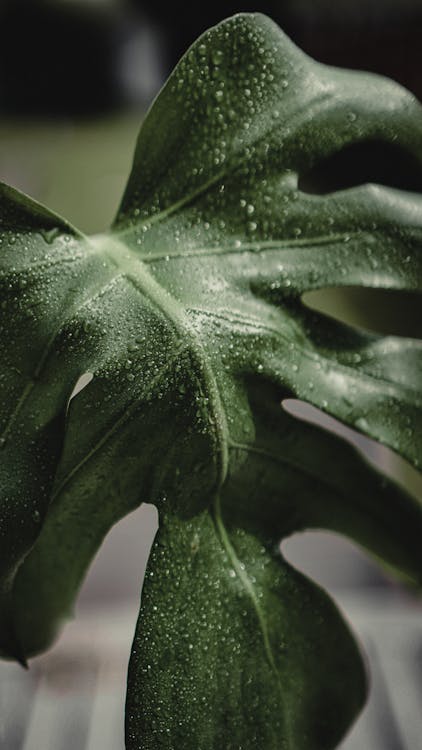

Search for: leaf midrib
xmin=98 ymin=236 xmax=286 ymax=701
xmin=212 ymin=493 xmax=278 ymax=672
xmin=96 ymin=235 xmax=230 ymax=493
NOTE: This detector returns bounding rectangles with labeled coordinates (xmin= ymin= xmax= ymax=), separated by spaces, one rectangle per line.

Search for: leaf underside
xmin=0 ymin=12 xmax=421 ymax=750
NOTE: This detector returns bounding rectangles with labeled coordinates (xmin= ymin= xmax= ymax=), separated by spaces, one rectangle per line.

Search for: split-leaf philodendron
xmin=1 ymin=13 xmax=421 ymax=750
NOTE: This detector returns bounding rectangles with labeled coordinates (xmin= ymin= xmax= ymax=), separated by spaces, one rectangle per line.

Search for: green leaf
xmin=126 ymin=510 xmax=366 ymax=750
xmin=1 ymin=12 xmax=421 ymax=749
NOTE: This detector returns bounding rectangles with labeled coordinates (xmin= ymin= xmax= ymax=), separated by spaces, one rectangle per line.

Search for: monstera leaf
xmin=1 ymin=12 xmax=421 ymax=750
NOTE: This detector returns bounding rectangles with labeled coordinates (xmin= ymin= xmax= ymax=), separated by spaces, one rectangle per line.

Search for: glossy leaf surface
xmin=0 ymin=13 xmax=421 ymax=749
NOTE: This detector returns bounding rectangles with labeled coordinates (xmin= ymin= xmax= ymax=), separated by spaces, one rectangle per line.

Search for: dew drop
xmin=212 ymin=49 xmax=223 ymax=66
xmin=355 ymin=417 xmax=369 ymax=431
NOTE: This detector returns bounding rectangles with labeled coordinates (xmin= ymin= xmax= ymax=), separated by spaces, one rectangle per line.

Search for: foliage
xmin=0 ymin=13 xmax=421 ymax=749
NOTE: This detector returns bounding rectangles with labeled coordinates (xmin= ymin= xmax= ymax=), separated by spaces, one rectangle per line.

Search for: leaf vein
xmin=212 ymin=493 xmax=279 ymax=673
xmin=115 ymin=91 xmax=332 ymax=233
xmin=52 ymin=341 xmax=189 ymax=500
xmin=139 ymin=233 xmax=349 ymax=263
xmin=0 ymin=274 xmax=122 ymax=441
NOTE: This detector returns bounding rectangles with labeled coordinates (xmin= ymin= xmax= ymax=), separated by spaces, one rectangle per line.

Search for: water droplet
xmin=212 ymin=49 xmax=223 ymax=66
xmin=355 ymin=417 xmax=369 ymax=431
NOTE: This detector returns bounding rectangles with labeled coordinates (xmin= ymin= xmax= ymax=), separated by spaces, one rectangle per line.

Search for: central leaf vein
xmin=212 ymin=493 xmax=278 ymax=674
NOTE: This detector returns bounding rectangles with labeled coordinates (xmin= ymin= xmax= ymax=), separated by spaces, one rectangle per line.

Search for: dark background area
xmin=0 ymin=0 xmax=422 ymax=115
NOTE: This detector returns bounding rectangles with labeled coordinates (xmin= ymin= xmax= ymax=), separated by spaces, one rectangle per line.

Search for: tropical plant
xmin=0 ymin=13 xmax=421 ymax=750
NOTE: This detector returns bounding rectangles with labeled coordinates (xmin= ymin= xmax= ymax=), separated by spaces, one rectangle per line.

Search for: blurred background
xmin=0 ymin=2 xmax=421 ymax=747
